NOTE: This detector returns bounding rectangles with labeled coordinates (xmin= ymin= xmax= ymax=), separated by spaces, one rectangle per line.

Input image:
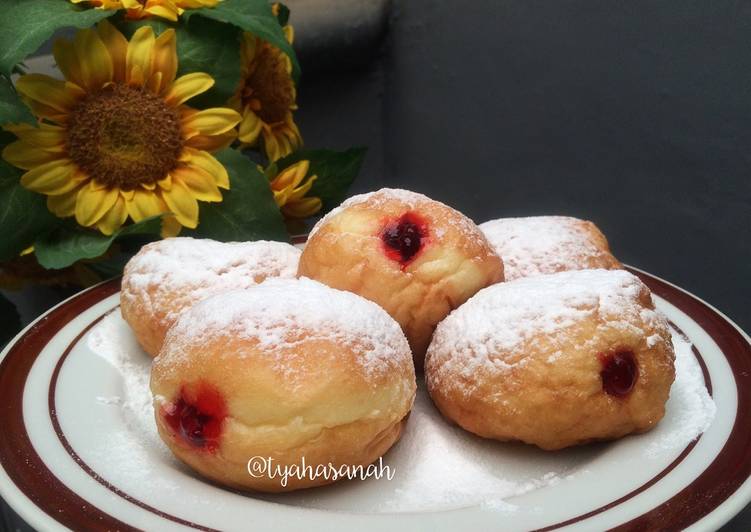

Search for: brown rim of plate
xmin=0 ymin=268 xmax=747 ymax=531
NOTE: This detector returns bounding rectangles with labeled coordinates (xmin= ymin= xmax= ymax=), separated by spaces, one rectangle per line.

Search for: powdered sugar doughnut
xmin=151 ymin=277 xmax=416 ymax=492
xmin=121 ymin=237 xmax=300 ymax=357
xmin=425 ymin=269 xmax=675 ymax=450
xmin=298 ymin=188 xmax=504 ymax=369
xmin=479 ymin=216 xmax=622 ymax=281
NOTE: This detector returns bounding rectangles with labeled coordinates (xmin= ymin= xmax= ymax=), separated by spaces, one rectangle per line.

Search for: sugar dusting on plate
xmin=90 ymin=308 xmax=715 ymax=513
xmin=646 ymin=331 xmax=716 ymax=456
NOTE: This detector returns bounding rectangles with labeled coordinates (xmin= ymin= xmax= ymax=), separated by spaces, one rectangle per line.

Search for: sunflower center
xmin=242 ymin=43 xmax=294 ymax=124
xmin=66 ymin=83 xmax=183 ymax=190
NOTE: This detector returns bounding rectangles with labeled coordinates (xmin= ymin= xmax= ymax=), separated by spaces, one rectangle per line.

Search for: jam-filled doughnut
xmin=151 ymin=278 xmax=416 ymax=492
xmin=425 ymin=269 xmax=675 ymax=450
xmin=121 ymin=237 xmax=300 ymax=357
xmin=298 ymin=188 xmax=504 ymax=368
xmin=479 ymin=216 xmax=622 ymax=281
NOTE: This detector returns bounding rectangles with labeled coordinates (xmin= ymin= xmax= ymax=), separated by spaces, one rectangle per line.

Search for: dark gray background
xmin=2 ymin=0 xmax=750 ymax=530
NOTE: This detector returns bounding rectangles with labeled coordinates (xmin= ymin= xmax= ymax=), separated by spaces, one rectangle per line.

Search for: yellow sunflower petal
xmin=75 ymin=183 xmax=119 ymax=226
xmin=52 ymin=39 xmax=85 ymax=88
xmin=74 ymin=28 xmax=113 ymax=91
xmin=152 ymin=29 xmax=178 ymax=93
xmin=164 ymin=73 xmax=214 ymax=106
xmin=172 ymin=166 xmax=222 ymax=202
xmin=275 ymin=160 xmax=309 ymax=190
xmin=126 ymin=26 xmax=155 ymax=87
xmin=21 ymin=101 xmax=67 ymax=123
xmin=4 ymin=123 xmax=65 ymax=150
xmin=96 ymin=196 xmax=128 ymax=235
xmin=284 ymin=25 xmax=294 ymax=45
xmin=237 ymin=108 xmax=263 ymax=144
xmin=263 ymin=130 xmax=282 ymax=162
xmin=20 ymin=160 xmax=78 ymax=195
xmin=145 ymin=5 xmax=178 ymax=22
xmin=161 ymin=213 xmax=182 ymax=238
xmin=283 ymin=119 xmax=303 ymax=145
xmin=182 ymin=107 xmax=242 ymax=137
xmin=272 ymin=186 xmax=292 ymax=206
xmin=157 ymin=173 xmax=172 ymax=191
xmin=283 ymin=197 xmax=322 ymax=219
xmin=184 ymin=131 xmax=236 ymax=152
xmin=288 ymin=174 xmax=317 ymax=201
xmin=181 ymin=148 xmax=229 ymax=189
xmin=126 ymin=189 xmax=166 ymax=222
xmin=161 ymin=180 xmax=199 ymax=228
xmin=97 ymin=20 xmax=129 ymax=82
xmin=179 ymin=0 xmax=219 ymax=7
xmin=2 ymin=141 xmax=61 ymax=170
xmin=15 ymin=74 xmax=83 ymax=113
xmin=47 ymin=187 xmax=80 ymax=218
xmin=119 ymin=188 xmax=136 ymax=201
xmin=146 ymin=71 xmax=163 ymax=95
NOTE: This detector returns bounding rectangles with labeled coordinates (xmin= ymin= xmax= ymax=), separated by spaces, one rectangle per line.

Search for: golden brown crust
xmin=298 ymin=189 xmax=504 ymax=369
xmin=425 ymin=269 xmax=675 ymax=450
xmin=150 ymin=281 xmax=416 ymax=492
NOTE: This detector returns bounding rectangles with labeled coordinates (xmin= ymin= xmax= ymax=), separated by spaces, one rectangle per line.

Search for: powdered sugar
xmin=646 ymin=332 xmax=716 ymax=455
xmin=479 ymin=216 xmax=617 ymax=280
xmin=121 ymin=237 xmax=301 ymax=322
xmin=160 ymin=277 xmax=411 ymax=377
xmin=427 ymin=269 xmax=666 ymax=384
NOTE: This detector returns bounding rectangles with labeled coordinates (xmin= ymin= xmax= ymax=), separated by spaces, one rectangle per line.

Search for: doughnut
xmin=479 ymin=216 xmax=622 ymax=281
xmin=298 ymin=188 xmax=504 ymax=368
xmin=121 ymin=237 xmax=300 ymax=357
xmin=150 ymin=277 xmax=416 ymax=492
xmin=425 ymin=269 xmax=675 ymax=450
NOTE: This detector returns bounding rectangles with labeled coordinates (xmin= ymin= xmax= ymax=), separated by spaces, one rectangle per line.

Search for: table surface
xmin=2 ymin=1 xmax=750 ymax=530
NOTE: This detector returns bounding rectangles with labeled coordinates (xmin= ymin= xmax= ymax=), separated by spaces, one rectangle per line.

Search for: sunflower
xmin=2 ymin=21 xmax=241 ymax=236
xmin=231 ymin=21 xmax=302 ymax=162
xmin=69 ymin=0 xmax=220 ymax=21
xmin=268 ymin=160 xmax=321 ymax=219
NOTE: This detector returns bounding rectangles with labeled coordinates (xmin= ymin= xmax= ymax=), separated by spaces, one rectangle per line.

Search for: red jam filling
xmin=598 ymin=350 xmax=638 ymax=397
xmin=162 ymin=382 xmax=227 ymax=452
xmin=381 ymin=212 xmax=428 ymax=266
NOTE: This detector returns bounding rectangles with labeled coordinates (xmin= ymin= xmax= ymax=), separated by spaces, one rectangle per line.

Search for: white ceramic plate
xmin=1 ymin=266 xmax=750 ymax=531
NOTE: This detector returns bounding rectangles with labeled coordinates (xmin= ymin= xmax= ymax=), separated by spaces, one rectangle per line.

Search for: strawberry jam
xmin=162 ymin=382 xmax=227 ymax=452
xmin=599 ymin=350 xmax=638 ymax=397
xmin=381 ymin=212 xmax=428 ymax=266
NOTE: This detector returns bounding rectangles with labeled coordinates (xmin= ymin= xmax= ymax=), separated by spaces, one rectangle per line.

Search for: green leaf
xmin=175 ymin=16 xmax=242 ymax=108
xmin=187 ymin=0 xmax=300 ymax=81
xmin=0 ymin=0 xmax=114 ymax=76
xmin=0 ymin=160 xmax=59 ymax=261
xmin=0 ymin=292 xmax=21 ymax=347
xmin=0 ymin=76 xmax=34 ymax=126
xmin=188 ymin=148 xmax=288 ymax=242
xmin=276 ymin=147 xmax=367 ymax=212
xmin=34 ymin=216 xmax=163 ymax=270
